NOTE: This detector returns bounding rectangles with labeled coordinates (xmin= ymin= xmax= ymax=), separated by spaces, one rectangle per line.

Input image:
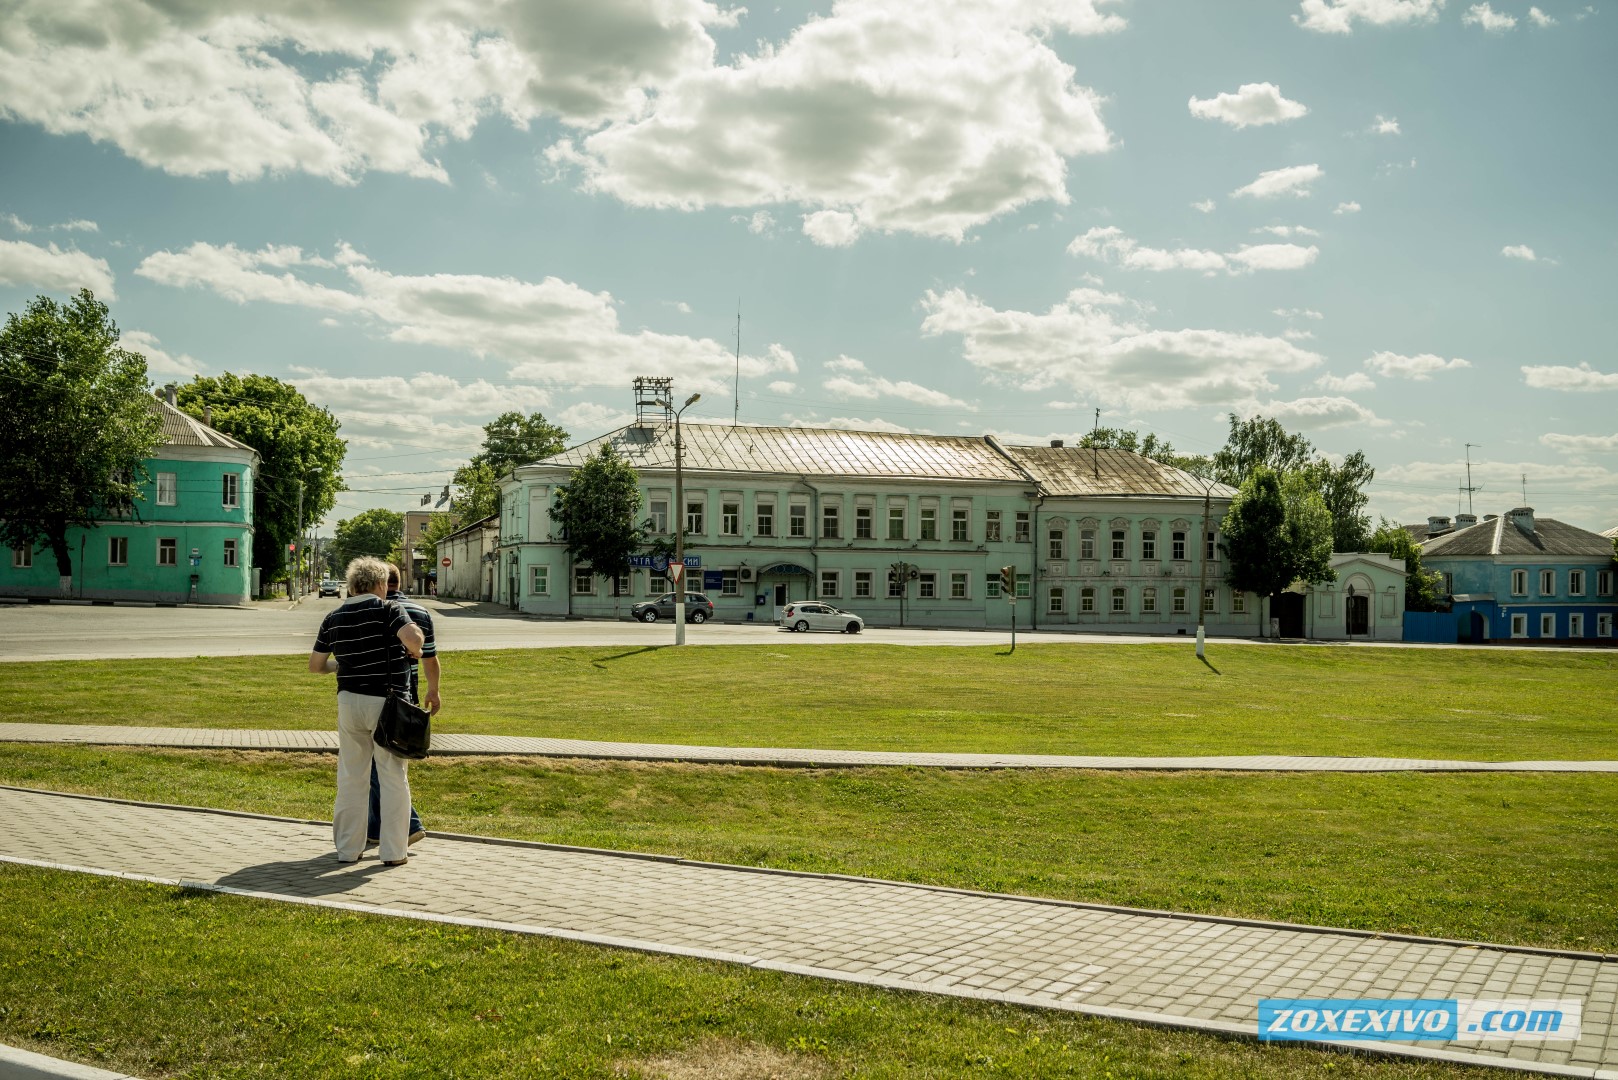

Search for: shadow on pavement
xmin=211 ymin=853 xmax=399 ymax=897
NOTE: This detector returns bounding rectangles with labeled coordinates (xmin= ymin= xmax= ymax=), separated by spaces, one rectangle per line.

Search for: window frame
xmin=1570 ymin=612 xmax=1585 ymax=637
xmin=1511 ymin=569 xmax=1527 ymax=596
xmin=951 ymin=506 xmax=970 ymax=542
xmin=222 ymin=538 xmax=238 ymax=567
xmin=1141 ymin=586 xmax=1157 ymax=613
xmin=1203 ymin=587 xmax=1217 ymax=613
xmin=1079 ymin=528 xmax=1095 ymax=560
xmin=1171 ymin=586 xmax=1187 ymax=613
xmin=1171 ymin=531 xmax=1186 ymax=561
xmin=950 ymin=570 xmax=970 ymax=599
xmin=222 ymin=471 xmax=239 ymax=508
xmin=755 ymin=500 xmax=774 ymax=538
xmin=649 ymin=497 xmax=670 ymax=534
xmin=1048 ymin=586 xmax=1065 ymax=614
xmin=1048 ymin=529 xmax=1064 ymax=560
xmin=819 ymin=569 xmax=841 ymax=598
xmin=1013 ymin=511 xmax=1031 ymax=544
xmin=156 ymin=472 xmax=177 ymax=506
xmin=1540 ymin=612 xmax=1556 ymax=638
xmin=1080 ymin=586 xmax=1096 ymax=612
xmin=684 ymin=498 xmax=705 ymax=536
xmin=530 ymin=565 xmax=550 ymax=595
xmin=721 ymin=569 xmax=739 ymax=596
xmin=107 ymin=537 xmax=127 ymax=567
xmin=887 ymin=503 xmax=906 ymax=541
xmin=1014 ymin=573 xmax=1031 ymax=599
xmin=1141 ymin=530 xmax=1156 ymax=561
xmin=573 ymin=567 xmax=595 ymax=595
xmin=12 ymin=546 xmax=32 ymax=569
xmin=1511 ymin=613 xmax=1528 ymax=638
xmin=157 ymin=538 xmax=178 ymax=567
xmin=1568 ymin=569 xmax=1584 ymax=596
xmin=918 ymin=505 xmax=938 ymax=541
xmin=853 ymin=570 xmax=874 ymax=598
xmin=855 ymin=505 xmax=874 ymax=539
xmin=1539 ymin=569 xmax=1555 ymax=595
xmin=821 ymin=503 xmax=841 ymax=540
xmin=917 ymin=571 xmax=937 ymax=599
xmin=788 ymin=500 xmax=808 ymax=538
xmin=721 ymin=501 xmax=741 ymax=537
xmin=1110 ymin=530 xmax=1126 ymax=561
xmin=1110 ymin=586 xmax=1127 ymax=613
xmin=984 ymin=510 xmax=1002 ymax=543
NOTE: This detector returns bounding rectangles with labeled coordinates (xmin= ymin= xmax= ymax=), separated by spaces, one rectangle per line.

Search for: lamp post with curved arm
xmin=655 ymin=393 xmax=702 ymax=644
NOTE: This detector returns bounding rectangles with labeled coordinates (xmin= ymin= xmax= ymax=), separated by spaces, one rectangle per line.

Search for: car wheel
xmin=793 ymin=619 xmax=809 ymax=632
xmin=847 ymin=622 xmax=861 ymax=634
xmin=690 ymin=610 xmax=708 ymax=624
xmin=640 ymin=610 xmax=658 ymax=623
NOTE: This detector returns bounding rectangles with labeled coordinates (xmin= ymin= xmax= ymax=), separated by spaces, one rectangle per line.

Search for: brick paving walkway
xmin=2 ymin=785 xmax=1614 ymax=1075
xmin=5 ymin=723 xmax=1616 ymax=772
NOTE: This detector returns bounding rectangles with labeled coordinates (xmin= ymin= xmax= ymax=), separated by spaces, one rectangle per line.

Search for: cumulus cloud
xmin=1231 ymin=164 xmax=1323 ymax=199
xmin=122 ymin=330 xmax=207 ymax=379
xmin=1502 ymin=244 xmax=1539 ymax=261
xmin=1463 ymin=2 xmax=1518 ymax=29
xmin=1316 ymin=371 xmax=1376 ymax=392
xmin=1251 ymin=395 xmax=1386 ymax=429
xmin=0 ymin=0 xmax=737 ymax=184
xmin=1364 ymin=351 xmax=1471 ymax=379
xmin=802 ymin=211 xmax=863 ymax=248
xmin=739 ymin=210 xmax=776 ymax=235
xmin=1529 ymin=6 xmax=1558 ymax=24
xmin=919 ymin=285 xmax=1323 ymax=412
xmin=1188 ymin=83 xmax=1308 ymax=128
xmin=1333 ymin=201 xmax=1362 ymax=214
xmin=135 ymin=240 xmax=796 ymax=392
xmin=1191 ymin=199 xmax=1217 ymax=213
xmin=0 ymin=238 xmax=116 ymax=298
xmin=1371 ymin=115 xmax=1401 ymax=134
xmin=1283 ymin=328 xmax=1316 ymax=341
xmin=1295 ymin=0 xmax=1446 ymax=33
xmin=767 ymin=380 xmax=799 ymax=393
xmin=822 ymin=354 xmax=976 ymax=410
xmin=1521 ymin=362 xmax=1618 ymax=391
xmin=796 ymin=415 xmax=919 ymax=434
xmin=1274 ymin=307 xmax=1325 ymax=320
xmin=1255 ymin=225 xmax=1321 ymax=237
xmin=1 ymin=213 xmax=98 ymax=233
xmin=544 ymin=0 xmax=1122 ymax=242
xmin=1068 ymin=226 xmax=1316 ymax=274
xmin=1540 ymin=432 xmax=1618 ymax=452
xmin=1375 ymin=456 xmax=1618 ymax=528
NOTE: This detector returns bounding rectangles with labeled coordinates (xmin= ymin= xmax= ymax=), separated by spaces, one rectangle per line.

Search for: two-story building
xmin=2 ymin=390 xmax=258 ymax=605
xmin=1418 ymin=508 xmax=1618 ymax=642
xmin=496 ymin=417 xmax=1261 ymax=634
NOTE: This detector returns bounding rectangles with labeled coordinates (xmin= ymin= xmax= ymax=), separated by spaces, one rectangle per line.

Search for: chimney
xmin=164 ymin=383 xmax=177 ymax=406
xmin=1427 ymin=515 xmax=1452 ymax=534
xmin=1509 ymin=506 xmax=1535 ymax=534
xmin=1455 ymin=513 xmax=1477 ymax=529
xmin=1050 ymin=439 xmax=1064 ymax=448
xmin=203 ymin=404 xmax=212 ymax=426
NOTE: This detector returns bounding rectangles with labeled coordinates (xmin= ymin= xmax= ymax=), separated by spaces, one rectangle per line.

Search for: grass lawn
xmin=0 ymin=864 xmax=1507 ymax=1079
xmin=4 ymin=745 xmax=1614 ymax=952
xmin=3 ymin=643 xmax=1616 ymax=758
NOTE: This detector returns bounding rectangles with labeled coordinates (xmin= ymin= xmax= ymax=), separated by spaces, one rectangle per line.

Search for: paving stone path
xmin=2 ymin=785 xmax=1614 ymax=1075
xmin=5 ymin=723 xmax=1616 ymax=773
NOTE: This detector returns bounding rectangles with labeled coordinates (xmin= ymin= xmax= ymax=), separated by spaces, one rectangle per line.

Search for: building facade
xmin=2 ymin=395 xmax=258 ymax=605
xmin=496 ymin=421 xmax=1265 ymax=634
xmin=438 ymin=513 xmax=498 ymax=601
xmin=1418 ymin=508 xmax=1618 ymax=642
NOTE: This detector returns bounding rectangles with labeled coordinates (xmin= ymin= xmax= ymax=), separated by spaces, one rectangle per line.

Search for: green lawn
xmin=3 ymin=643 xmax=1616 ymax=758
xmin=0 ymin=865 xmax=1506 ymax=1079
xmin=4 ymin=745 xmax=1613 ymax=952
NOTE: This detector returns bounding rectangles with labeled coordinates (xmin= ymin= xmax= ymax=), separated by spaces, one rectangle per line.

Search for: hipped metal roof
xmin=1420 ymin=511 xmax=1616 ymax=558
xmin=153 ymin=396 xmax=257 ymax=454
xmin=530 ymin=422 xmax=1232 ymax=500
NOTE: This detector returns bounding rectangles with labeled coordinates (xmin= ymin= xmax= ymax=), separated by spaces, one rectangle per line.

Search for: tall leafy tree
xmin=1212 ymin=414 xmax=1316 ymax=488
xmin=474 ymin=411 xmax=569 ymax=475
xmin=552 ymin=444 xmax=643 ymax=594
xmin=0 ymin=290 xmax=163 ymax=582
xmin=1368 ymin=519 xmax=1444 ymax=612
xmin=1281 ymin=470 xmax=1337 ymax=590
xmin=450 ymin=460 xmax=501 ymax=522
xmin=332 ymin=508 xmax=404 ymax=569
xmin=175 ymin=375 xmax=346 ymax=582
xmin=1220 ymin=467 xmax=1292 ymax=634
xmin=1303 ymin=451 xmax=1376 ymax=552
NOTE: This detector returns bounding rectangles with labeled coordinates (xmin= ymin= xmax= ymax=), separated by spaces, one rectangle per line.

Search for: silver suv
xmin=632 ymin=592 xmax=715 ymax=623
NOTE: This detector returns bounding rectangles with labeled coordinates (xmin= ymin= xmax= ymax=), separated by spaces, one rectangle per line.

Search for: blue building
xmin=1415 ymin=508 xmax=1617 ymax=643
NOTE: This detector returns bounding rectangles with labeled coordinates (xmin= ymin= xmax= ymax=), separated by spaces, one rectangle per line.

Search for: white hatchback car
xmin=779 ymin=601 xmax=865 ymax=634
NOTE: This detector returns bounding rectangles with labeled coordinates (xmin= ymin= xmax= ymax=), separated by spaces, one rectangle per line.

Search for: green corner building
xmin=3 ymin=394 xmax=258 ymax=605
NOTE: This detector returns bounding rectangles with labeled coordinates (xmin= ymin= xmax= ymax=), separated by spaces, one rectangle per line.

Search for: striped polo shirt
xmin=387 ymin=589 xmax=437 ymax=700
xmin=313 ymin=595 xmax=414 ymax=697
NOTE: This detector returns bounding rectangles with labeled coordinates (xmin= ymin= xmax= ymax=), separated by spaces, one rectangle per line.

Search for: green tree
xmin=1281 ymin=470 xmax=1337 ymax=590
xmin=450 ymin=460 xmax=501 ymax=523
xmin=1302 ymin=451 xmax=1376 ymax=552
xmin=1368 ymin=518 xmax=1444 ymax=612
xmin=0 ymin=290 xmax=163 ymax=583
xmin=1220 ymin=467 xmax=1292 ymax=634
xmin=332 ymin=508 xmax=404 ymax=569
xmin=552 ymin=444 xmax=644 ymax=594
xmin=418 ymin=511 xmax=461 ymax=564
xmin=175 ymin=374 xmax=346 ymax=583
xmin=1078 ymin=426 xmax=1213 ymax=477
xmin=474 ymin=411 xmax=569 ymax=475
xmin=1212 ymin=414 xmax=1316 ymax=488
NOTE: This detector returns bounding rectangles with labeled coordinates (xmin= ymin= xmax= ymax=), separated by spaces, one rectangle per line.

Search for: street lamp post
xmin=1195 ymin=477 xmax=1214 ymax=659
xmin=657 ymin=393 xmax=702 ymax=645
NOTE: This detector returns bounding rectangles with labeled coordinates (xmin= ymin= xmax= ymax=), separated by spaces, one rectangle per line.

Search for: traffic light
xmin=999 ymin=565 xmax=1016 ymax=598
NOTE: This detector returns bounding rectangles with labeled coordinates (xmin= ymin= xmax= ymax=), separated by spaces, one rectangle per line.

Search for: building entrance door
xmin=773 ymin=582 xmax=789 ymax=605
xmin=1274 ymin=593 xmax=1305 ymax=638
xmin=1347 ymin=594 xmax=1370 ymax=636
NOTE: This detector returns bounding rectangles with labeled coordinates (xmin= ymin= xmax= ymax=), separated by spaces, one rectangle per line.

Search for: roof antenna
xmin=733 ymin=299 xmax=741 ymax=427
xmin=1521 ymin=472 xmax=1528 ymax=504
xmin=1460 ymin=443 xmax=1482 ymax=516
xmin=1092 ymin=407 xmax=1100 ymax=481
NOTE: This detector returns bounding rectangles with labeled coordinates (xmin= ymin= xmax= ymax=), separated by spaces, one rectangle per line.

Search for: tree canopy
xmin=1280 ymin=470 xmax=1337 ymax=590
xmin=0 ymin=290 xmax=163 ymax=579
xmin=474 ymin=411 xmax=569 ymax=475
xmin=332 ymin=508 xmax=404 ymax=570
xmin=1078 ymin=426 xmax=1212 ymax=478
xmin=1368 ymin=519 xmax=1445 ymax=612
xmin=449 ymin=460 xmax=501 ymax=523
xmin=1221 ymin=465 xmax=1337 ymax=631
xmin=1301 ymin=451 xmax=1375 ymax=553
xmin=552 ymin=444 xmax=644 ymax=592
xmin=1212 ymin=415 xmax=1316 ymax=487
xmin=176 ymin=374 xmax=346 ymax=583
xmin=1212 ymin=413 xmax=1376 ymax=554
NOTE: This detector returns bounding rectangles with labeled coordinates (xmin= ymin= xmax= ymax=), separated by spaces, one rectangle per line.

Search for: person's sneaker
xmin=408 ymin=829 xmax=426 ymax=846
xmin=382 ymin=858 xmax=408 ymax=867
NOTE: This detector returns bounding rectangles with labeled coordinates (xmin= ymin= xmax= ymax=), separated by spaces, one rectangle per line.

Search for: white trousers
xmin=335 ymin=691 xmax=411 ymax=862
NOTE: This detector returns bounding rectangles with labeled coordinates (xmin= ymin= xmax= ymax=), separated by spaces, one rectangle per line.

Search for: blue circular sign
xmin=652 ymin=555 xmax=669 ymax=572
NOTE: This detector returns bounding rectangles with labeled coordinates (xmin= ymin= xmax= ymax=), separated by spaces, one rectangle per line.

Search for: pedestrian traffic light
xmin=999 ymin=565 xmax=1016 ymax=598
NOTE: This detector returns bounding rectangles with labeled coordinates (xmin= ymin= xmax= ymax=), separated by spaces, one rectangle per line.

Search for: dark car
xmin=632 ymin=592 xmax=714 ymax=623
xmin=318 ymin=579 xmax=342 ymax=597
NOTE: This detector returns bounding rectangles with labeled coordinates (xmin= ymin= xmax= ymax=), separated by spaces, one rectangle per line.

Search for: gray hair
xmin=345 ymin=556 xmax=390 ymax=595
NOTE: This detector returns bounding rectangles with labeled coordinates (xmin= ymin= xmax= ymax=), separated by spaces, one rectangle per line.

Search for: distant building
xmin=1270 ymin=553 xmax=1407 ymax=640
xmin=400 ymin=509 xmax=452 ymax=594
xmin=1417 ymin=508 xmax=1617 ymax=642
xmin=438 ymin=513 xmax=498 ymax=601
xmin=1 ymin=391 xmax=257 ymax=605
xmin=496 ymin=419 xmax=1268 ymax=634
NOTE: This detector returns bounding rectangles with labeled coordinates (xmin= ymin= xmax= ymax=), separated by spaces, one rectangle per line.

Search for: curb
xmin=0 ymin=1043 xmax=143 ymax=1080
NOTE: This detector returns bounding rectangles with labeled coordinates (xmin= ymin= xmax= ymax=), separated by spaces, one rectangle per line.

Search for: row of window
xmin=1507 ymin=568 xmax=1613 ymax=597
xmin=150 ymin=471 xmax=243 ymax=509
xmin=1511 ymin=612 xmax=1614 ymax=637
xmin=12 ymin=538 xmax=239 ymax=569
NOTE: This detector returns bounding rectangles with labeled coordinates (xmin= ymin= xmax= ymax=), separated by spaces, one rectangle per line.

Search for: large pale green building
xmin=497 ymin=420 xmax=1258 ymax=634
xmin=2 ymin=394 xmax=258 ymax=605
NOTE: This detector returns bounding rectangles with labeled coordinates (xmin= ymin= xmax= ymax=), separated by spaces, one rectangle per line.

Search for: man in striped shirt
xmin=365 ymin=565 xmax=439 ymax=846
xmin=308 ymin=556 xmax=425 ymax=865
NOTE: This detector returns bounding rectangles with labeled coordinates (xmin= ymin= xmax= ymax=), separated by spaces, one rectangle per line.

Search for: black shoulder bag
xmin=375 ymin=689 xmax=432 ymax=760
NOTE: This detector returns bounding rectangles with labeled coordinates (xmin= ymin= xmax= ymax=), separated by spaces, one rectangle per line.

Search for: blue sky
xmin=1 ymin=0 xmax=1614 ymax=532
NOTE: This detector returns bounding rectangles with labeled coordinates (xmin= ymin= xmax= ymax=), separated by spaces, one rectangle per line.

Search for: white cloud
xmin=1231 ymin=164 xmax=1323 ymax=199
xmin=1069 ymin=227 xmax=1316 ymax=274
xmin=557 ymin=401 xmax=634 ymax=436
xmin=1 ymin=213 xmax=32 ymax=233
xmin=1274 ymin=307 xmax=1325 ymax=320
xmin=1191 ymin=199 xmax=1217 ymax=213
xmin=822 ymin=355 xmax=976 ymax=410
xmin=1364 ymin=350 xmax=1472 ymax=379
xmin=0 ymin=238 xmax=116 ymax=298
xmin=799 ymin=415 xmax=918 ymax=434
xmin=122 ymin=330 xmax=208 ymax=379
xmin=1371 ymin=114 xmax=1401 ymax=134
xmin=1251 ymin=395 xmax=1386 ymax=429
xmin=802 ymin=211 xmax=864 ymax=248
xmin=1540 ymin=432 xmax=1618 ymax=452
xmin=1284 ymin=328 xmax=1316 ymax=341
xmin=1529 ymin=6 xmax=1559 ymax=24
xmin=1254 ymin=225 xmax=1321 ymax=237
xmin=824 ymin=356 xmax=868 ymax=374
xmin=135 ymin=240 xmax=796 ymax=392
xmin=919 ymin=285 xmax=1323 ymax=412
xmin=1333 ymin=201 xmax=1362 ymax=214
xmin=1501 ymin=244 xmax=1539 ymax=261
xmin=1295 ymin=0 xmax=1446 ymax=33
xmin=767 ymin=380 xmax=799 ymax=393
xmin=1521 ymin=362 xmax=1618 ymax=391
xmin=544 ymin=0 xmax=1122 ymax=243
xmin=1316 ymin=371 xmax=1376 ymax=391
xmin=0 ymin=0 xmax=736 ymax=184
xmin=1463 ymin=2 xmax=1519 ymax=29
xmin=1188 ymin=83 xmax=1308 ymax=128
xmin=0 ymin=213 xmax=98 ymax=233
xmin=744 ymin=211 xmax=776 ymax=235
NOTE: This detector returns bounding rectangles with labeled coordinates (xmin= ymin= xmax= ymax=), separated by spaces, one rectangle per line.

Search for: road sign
xmin=668 ymin=563 xmax=684 ymax=584
xmin=441 ymin=557 xmax=452 ymax=568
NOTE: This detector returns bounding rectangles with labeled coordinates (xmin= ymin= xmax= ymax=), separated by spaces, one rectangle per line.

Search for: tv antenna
xmin=733 ymin=300 xmax=741 ymax=427
xmin=1521 ymin=473 xmax=1528 ymax=504
xmin=1091 ymin=407 xmax=1101 ymax=481
xmin=1460 ymin=443 xmax=1483 ymax=515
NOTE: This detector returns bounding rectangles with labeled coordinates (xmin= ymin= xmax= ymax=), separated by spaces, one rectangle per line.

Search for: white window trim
xmin=222 ymin=539 xmax=238 ymax=567
xmin=1048 ymin=586 xmax=1065 ymax=614
xmin=530 ymin=566 xmax=550 ymax=595
xmin=917 ymin=571 xmax=937 ymax=599
xmin=1540 ymin=613 xmax=1556 ymax=637
xmin=107 ymin=537 xmax=127 ymax=567
xmin=950 ymin=571 xmax=970 ymax=599
xmin=1568 ymin=570 xmax=1585 ymax=596
xmin=157 ymin=538 xmax=178 ymax=566
xmin=12 ymin=546 xmax=32 ymax=569
xmin=1570 ymin=613 xmax=1585 ymax=637
xmin=819 ymin=569 xmax=841 ymax=599
xmin=156 ymin=472 xmax=177 ymax=507
xmin=222 ymin=472 xmax=240 ymax=508
xmin=1511 ymin=569 xmax=1527 ymax=596
xmin=853 ymin=570 xmax=875 ymax=598
xmin=1511 ymin=613 xmax=1528 ymax=638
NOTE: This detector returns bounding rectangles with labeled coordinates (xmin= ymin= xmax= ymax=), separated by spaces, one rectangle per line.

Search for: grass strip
xmin=0 ymin=864 xmax=1506 ymax=1079
xmin=4 ymin=644 xmax=1617 ymax=759
xmin=3 ymin=745 xmax=1613 ymax=952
